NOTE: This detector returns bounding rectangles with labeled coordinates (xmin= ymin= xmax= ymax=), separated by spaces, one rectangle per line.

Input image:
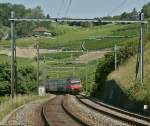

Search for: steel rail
xmin=42 ymin=97 xmax=57 ymax=126
xmin=76 ymin=95 xmax=150 ymax=126
xmin=62 ymin=95 xmax=90 ymax=126
xmin=42 ymin=95 xmax=87 ymax=126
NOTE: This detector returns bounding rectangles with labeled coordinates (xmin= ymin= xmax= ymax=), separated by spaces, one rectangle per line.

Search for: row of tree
xmin=64 ymin=3 xmax=150 ymax=27
xmin=0 ymin=3 xmax=44 ymax=26
xmin=103 ymin=3 xmax=150 ymax=21
xmin=0 ymin=3 xmax=52 ymax=38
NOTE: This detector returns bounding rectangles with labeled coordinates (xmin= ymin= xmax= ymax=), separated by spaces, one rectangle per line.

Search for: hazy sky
xmin=0 ymin=0 xmax=150 ymax=18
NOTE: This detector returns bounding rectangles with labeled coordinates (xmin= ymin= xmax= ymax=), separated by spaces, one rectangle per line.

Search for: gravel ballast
xmin=1 ymin=95 xmax=55 ymax=126
xmin=67 ymin=95 xmax=132 ymax=126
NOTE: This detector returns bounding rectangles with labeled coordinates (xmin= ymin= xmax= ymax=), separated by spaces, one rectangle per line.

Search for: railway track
xmin=76 ymin=95 xmax=150 ymax=126
xmin=42 ymin=95 xmax=88 ymax=126
xmin=41 ymin=94 xmax=150 ymax=126
xmin=62 ymin=94 xmax=130 ymax=126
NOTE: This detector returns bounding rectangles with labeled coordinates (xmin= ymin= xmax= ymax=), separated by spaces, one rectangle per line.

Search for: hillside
xmin=0 ymin=21 xmax=147 ymax=96
xmin=0 ymin=23 xmax=139 ymax=50
xmin=91 ymin=35 xmax=150 ymax=116
xmin=108 ymin=40 xmax=150 ymax=101
xmin=90 ymin=18 xmax=150 ymax=116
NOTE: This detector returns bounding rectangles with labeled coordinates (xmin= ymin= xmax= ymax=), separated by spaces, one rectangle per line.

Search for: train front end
xmin=65 ymin=78 xmax=81 ymax=93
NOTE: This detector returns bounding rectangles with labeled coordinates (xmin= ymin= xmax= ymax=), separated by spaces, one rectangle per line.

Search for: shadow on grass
xmin=97 ymin=80 xmax=150 ymax=117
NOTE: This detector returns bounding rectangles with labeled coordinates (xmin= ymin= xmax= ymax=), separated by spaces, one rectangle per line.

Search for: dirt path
xmin=76 ymin=50 xmax=112 ymax=63
xmin=0 ymin=47 xmax=59 ymax=58
xmin=0 ymin=47 xmax=111 ymax=62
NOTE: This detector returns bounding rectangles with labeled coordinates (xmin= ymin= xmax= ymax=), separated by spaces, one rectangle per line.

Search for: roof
xmin=67 ymin=78 xmax=81 ymax=82
xmin=33 ymin=27 xmax=49 ymax=32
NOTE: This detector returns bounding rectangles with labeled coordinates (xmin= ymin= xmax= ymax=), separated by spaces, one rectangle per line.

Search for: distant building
xmin=32 ymin=27 xmax=52 ymax=37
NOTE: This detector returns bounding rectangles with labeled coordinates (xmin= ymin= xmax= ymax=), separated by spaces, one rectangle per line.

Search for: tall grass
xmin=108 ymin=40 xmax=150 ymax=104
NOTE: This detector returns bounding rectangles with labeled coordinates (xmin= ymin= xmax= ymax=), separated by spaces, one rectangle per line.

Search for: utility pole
xmin=147 ymin=22 xmax=149 ymax=35
xmin=114 ymin=44 xmax=117 ymax=71
xmin=140 ymin=13 xmax=144 ymax=84
xmin=11 ymin=11 xmax=16 ymax=99
xmin=85 ymin=50 xmax=88 ymax=92
xmin=71 ymin=53 xmax=75 ymax=77
xmin=36 ymin=43 xmax=39 ymax=87
xmin=73 ymin=66 xmax=75 ymax=77
xmin=85 ymin=62 xmax=88 ymax=93
xmin=57 ymin=60 xmax=59 ymax=78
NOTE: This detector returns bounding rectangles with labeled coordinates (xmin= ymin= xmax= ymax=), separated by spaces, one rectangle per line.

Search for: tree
xmin=17 ymin=66 xmax=37 ymax=94
xmin=0 ymin=63 xmax=11 ymax=95
xmin=120 ymin=12 xmax=129 ymax=20
xmin=142 ymin=2 xmax=150 ymax=18
xmin=0 ymin=29 xmax=4 ymax=40
xmin=26 ymin=6 xmax=44 ymax=18
xmin=130 ymin=8 xmax=138 ymax=20
xmin=93 ymin=43 xmax=136 ymax=96
xmin=46 ymin=14 xmax=50 ymax=19
xmin=0 ymin=63 xmax=38 ymax=96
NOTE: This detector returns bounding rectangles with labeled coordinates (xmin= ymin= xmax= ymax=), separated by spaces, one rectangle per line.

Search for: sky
xmin=0 ymin=0 xmax=150 ymax=18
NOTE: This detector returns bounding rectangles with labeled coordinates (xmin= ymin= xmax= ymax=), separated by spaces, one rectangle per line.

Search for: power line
xmin=107 ymin=0 xmax=128 ymax=16
xmin=65 ymin=0 xmax=72 ymax=16
xmin=57 ymin=0 xmax=65 ymax=17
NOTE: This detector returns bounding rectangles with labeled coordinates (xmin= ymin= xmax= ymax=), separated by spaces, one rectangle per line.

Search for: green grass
xmin=40 ymin=52 xmax=83 ymax=60
xmin=0 ymin=54 xmax=36 ymax=67
xmin=0 ymin=23 xmax=141 ymax=50
xmin=108 ymin=39 xmax=150 ymax=105
xmin=38 ymin=24 xmax=137 ymax=49
xmin=0 ymin=54 xmax=10 ymax=63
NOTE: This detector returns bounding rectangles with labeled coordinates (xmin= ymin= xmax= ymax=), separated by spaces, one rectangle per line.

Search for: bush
xmin=0 ymin=63 xmax=11 ymax=95
xmin=0 ymin=63 xmax=37 ymax=96
xmin=92 ymin=43 xmax=136 ymax=96
xmin=17 ymin=66 xmax=37 ymax=94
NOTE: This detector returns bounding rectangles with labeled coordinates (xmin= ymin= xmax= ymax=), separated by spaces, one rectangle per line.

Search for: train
xmin=44 ymin=78 xmax=81 ymax=93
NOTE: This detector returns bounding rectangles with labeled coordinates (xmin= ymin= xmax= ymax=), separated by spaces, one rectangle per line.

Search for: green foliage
xmin=0 ymin=3 xmax=44 ymax=26
xmin=0 ymin=3 xmax=45 ymax=38
xmin=0 ymin=63 xmax=37 ymax=96
xmin=92 ymin=43 xmax=136 ymax=96
xmin=0 ymin=63 xmax=10 ymax=95
xmin=142 ymin=2 xmax=150 ymax=18
xmin=0 ymin=29 xmax=4 ymax=40
xmin=93 ymin=55 xmax=114 ymax=96
xmin=103 ymin=8 xmax=138 ymax=21
xmin=104 ymin=2 xmax=150 ymax=20
xmin=17 ymin=66 xmax=37 ymax=94
xmin=39 ymin=52 xmax=83 ymax=60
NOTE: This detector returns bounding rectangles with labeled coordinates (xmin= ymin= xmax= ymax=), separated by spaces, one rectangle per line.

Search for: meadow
xmin=0 ymin=23 xmax=141 ymax=50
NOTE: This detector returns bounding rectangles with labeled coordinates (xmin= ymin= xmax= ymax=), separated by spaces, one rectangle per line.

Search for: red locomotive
xmin=65 ymin=78 xmax=81 ymax=93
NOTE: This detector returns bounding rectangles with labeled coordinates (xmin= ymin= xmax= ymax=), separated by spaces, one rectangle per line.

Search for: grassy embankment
xmin=107 ymin=20 xmax=150 ymax=105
